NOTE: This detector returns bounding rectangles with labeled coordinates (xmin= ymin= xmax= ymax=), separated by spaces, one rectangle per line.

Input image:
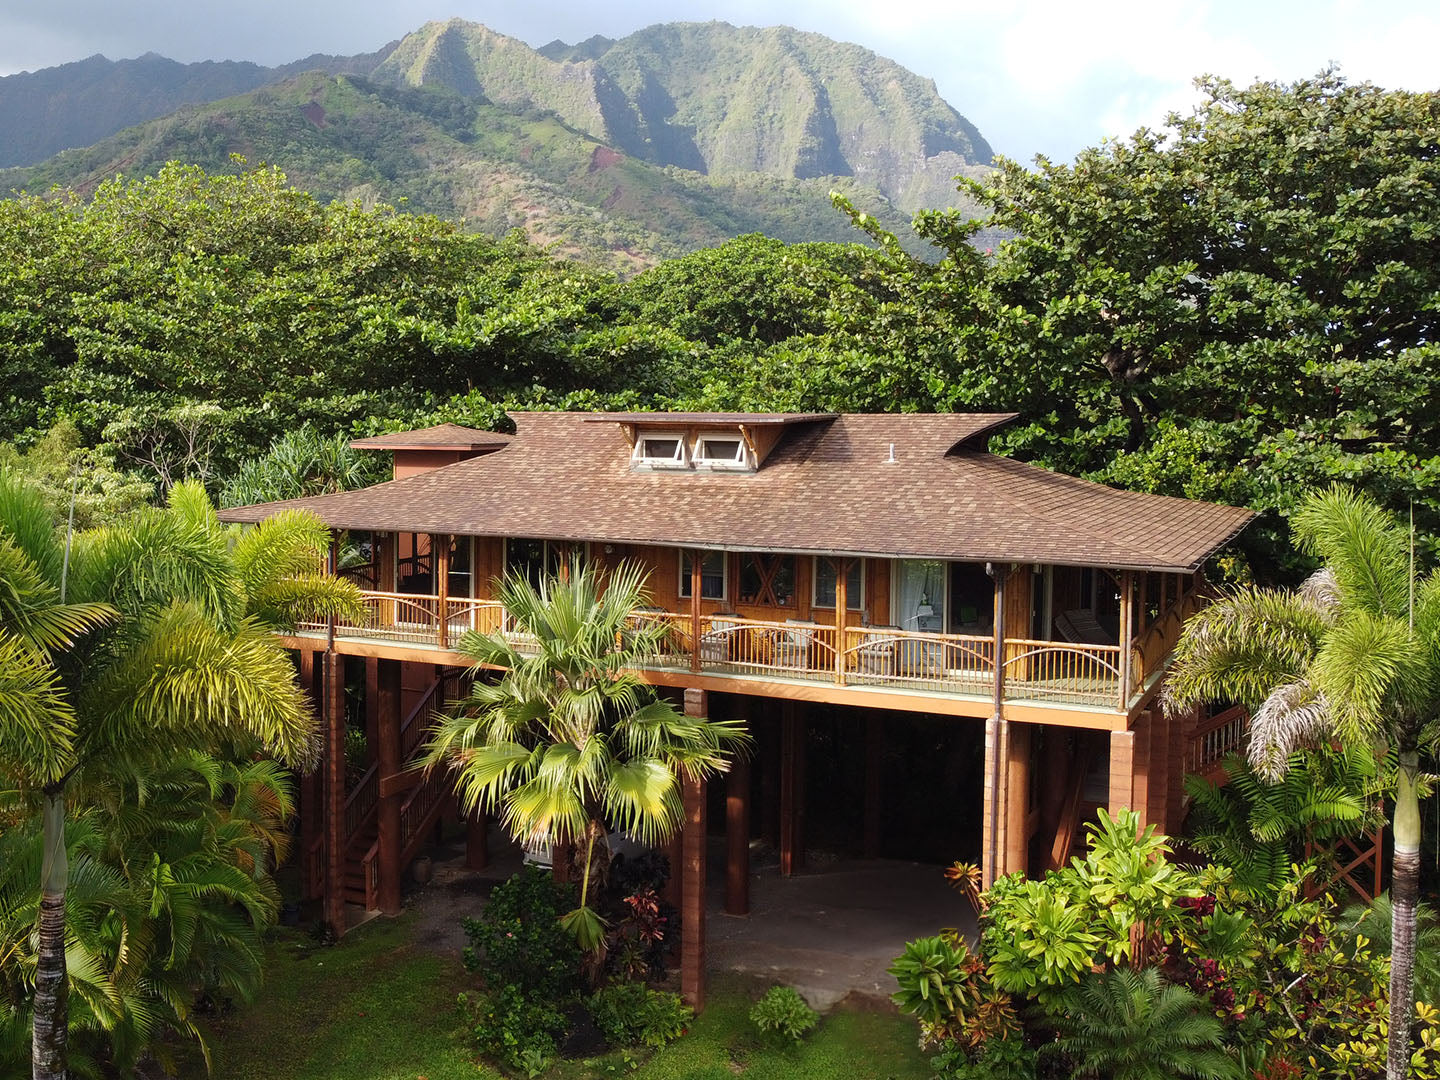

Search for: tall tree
xmin=422 ymin=561 xmax=747 ymax=949
xmin=1165 ymin=486 xmax=1440 ymax=1079
xmin=0 ymin=472 xmax=359 ymax=1079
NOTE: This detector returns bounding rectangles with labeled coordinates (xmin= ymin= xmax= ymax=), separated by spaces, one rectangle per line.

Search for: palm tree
xmin=422 ymin=560 xmax=748 ymax=949
xmin=1166 ymin=485 xmax=1440 ymax=1080
xmin=1048 ymin=967 xmax=1236 ymax=1080
xmin=0 ymin=472 xmax=361 ymax=1080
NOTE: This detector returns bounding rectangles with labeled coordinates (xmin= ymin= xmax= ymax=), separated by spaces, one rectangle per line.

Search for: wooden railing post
xmin=689 ymin=550 xmax=702 ymax=674
xmin=435 ymin=535 xmax=450 ymax=650
xmin=833 ymin=557 xmax=848 ymax=686
xmin=1118 ymin=570 xmax=1134 ymax=710
xmin=991 ymin=564 xmax=1007 ymax=704
xmin=326 ymin=538 xmax=339 ymax=651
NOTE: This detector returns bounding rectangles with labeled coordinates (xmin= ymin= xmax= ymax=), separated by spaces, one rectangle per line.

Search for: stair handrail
xmin=342 ymin=762 xmax=379 ymax=844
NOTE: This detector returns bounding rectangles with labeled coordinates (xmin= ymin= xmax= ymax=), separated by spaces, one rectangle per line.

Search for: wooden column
xmin=680 ymin=688 xmax=708 ymax=1010
xmin=724 ymin=751 xmax=751 ymax=916
xmin=1108 ymin=729 xmax=1137 ymax=816
xmin=760 ymin=712 xmax=780 ymax=848
xmin=1147 ymin=710 xmax=1171 ymax=835
xmin=323 ymin=651 xmax=347 ymax=934
xmin=376 ymin=658 xmax=403 ymax=915
xmin=863 ymin=714 xmax=884 ymax=859
xmin=1166 ymin=705 xmax=1195 ymax=834
xmin=435 ymin=534 xmax=451 ymax=649
xmin=1005 ymin=722 xmax=1032 ymax=877
xmin=833 ymin=558 xmax=848 ymax=685
xmin=779 ymin=702 xmax=805 ymax=876
xmin=981 ymin=715 xmax=1007 ymax=889
xmin=364 ymin=658 xmax=381 ymax=759
xmin=1132 ymin=711 xmax=1152 ymax=830
xmin=298 ymin=649 xmax=325 ymax=901
xmin=466 ymin=813 xmax=489 ymax=871
xmin=689 ymin=550 xmax=703 ymax=674
xmin=1118 ymin=570 xmax=1134 ymax=708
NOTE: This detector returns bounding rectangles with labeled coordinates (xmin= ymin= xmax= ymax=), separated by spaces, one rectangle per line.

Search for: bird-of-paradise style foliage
xmin=422 ymin=560 xmax=748 ymax=950
xmin=1166 ymin=486 xmax=1440 ymax=1080
xmin=0 ymin=470 xmax=361 ymax=1079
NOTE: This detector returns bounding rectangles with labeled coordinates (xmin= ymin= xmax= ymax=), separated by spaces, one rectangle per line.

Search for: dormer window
xmin=694 ymin=435 xmax=749 ymax=470
xmin=633 ymin=432 xmax=687 ymax=468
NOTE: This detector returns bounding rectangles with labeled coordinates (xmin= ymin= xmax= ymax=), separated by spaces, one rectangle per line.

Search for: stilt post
xmin=680 ymin=688 xmax=708 ymax=1010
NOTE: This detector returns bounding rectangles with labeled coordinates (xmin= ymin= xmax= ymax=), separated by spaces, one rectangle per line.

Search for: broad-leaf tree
xmin=422 ymin=561 xmax=747 ymax=950
xmin=0 ymin=472 xmax=359 ymax=1080
xmin=1166 ymin=486 xmax=1440 ymax=1079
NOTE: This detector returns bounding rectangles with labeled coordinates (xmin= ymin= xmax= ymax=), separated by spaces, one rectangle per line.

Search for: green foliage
xmin=459 ymin=984 xmax=567 ymax=1074
xmin=749 ymin=986 xmax=819 ymax=1045
xmin=1047 ymin=968 xmax=1236 ymax=1080
xmin=588 ymin=982 xmax=692 ymax=1049
xmin=0 ymin=421 xmax=152 ymax=529
xmin=460 ymin=865 xmax=580 ymax=1000
xmin=929 ymin=1035 xmax=1037 ymax=1080
xmin=889 ymin=936 xmax=973 ymax=1027
xmin=1185 ymin=747 xmax=1386 ymax=893
xmin=220 ymin=425 xmax=387 ymax=508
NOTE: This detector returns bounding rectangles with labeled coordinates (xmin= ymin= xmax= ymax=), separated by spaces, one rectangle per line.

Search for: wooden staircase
xmin=309 ymin=668 xmax=466 ymax=921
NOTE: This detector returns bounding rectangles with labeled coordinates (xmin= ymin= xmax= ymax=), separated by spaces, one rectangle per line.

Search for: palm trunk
xmin=32 ymin=788 xmax=69 ymax=1080
xmin=1387 ymin=750 xmax=1421 ymax=1080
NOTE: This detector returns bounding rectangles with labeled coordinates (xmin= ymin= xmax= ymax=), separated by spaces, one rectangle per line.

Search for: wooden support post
xmin=1147 ymin=710 xmax=1171 ymax=835
xmin=435 ymin=534 xmax=450 ymax=650
xmin=725 ymin=751 xmax=751 ymax=916
xmin=364 ymin=658 xmax=380 ymax=761
xmin=689 ymin=550 xmax=702 ymax=674
xmin=863 ymin=714 xmax=884 ymax=859
xmin=833 ymin=558 xmax=848 ymax=686
xmin=323 ymin=651 xmax=347 ymax=934
xmin=779 ymin=702 xmax=805 ymax=876
xmin=376 ymin=658 xmax=403 ymax=915
xmin=298 ymin=649 xmax=324 ymax=901
xmin=466 ymin=813 xmax=489 ymax=871
xmin=326 ymin=540 xmax=339 ymax=650
xmin=1108 ymin=729 xmax=1137 ymax=816
xmin=760 ymin=711 xmax=780 ymax=848
xmin=1005 ymin=722 xmax=1032 ymax=877
xmin=1132 ymin=712 xmax=1152 ymax=830
xmin=681 ymin=688 xmax=708 ymax=1011
xmin=981 ymin=715 xmax=1007 ymax=889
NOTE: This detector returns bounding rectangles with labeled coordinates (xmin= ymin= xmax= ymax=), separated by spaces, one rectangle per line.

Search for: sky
xmin=0 ymin=0 xmax=1436 ymax=163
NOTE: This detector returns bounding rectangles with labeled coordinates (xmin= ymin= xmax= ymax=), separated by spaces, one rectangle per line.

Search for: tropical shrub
xmin=1046 ymin=967 xmax=1235 ymax=1080
xmin=460 ymin=984 xmax=567 ymax=1074
xmin=460 ymin=865 xmax=580 ymax=999
xmin=588 ymin=982 xmax=692 ymax=1049
xmin=749 ymin=986 xmax=818 ymax=1044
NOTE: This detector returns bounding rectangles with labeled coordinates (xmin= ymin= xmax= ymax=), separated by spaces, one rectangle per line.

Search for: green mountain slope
xmin=0 ymin=72 xmax=920 ymax=271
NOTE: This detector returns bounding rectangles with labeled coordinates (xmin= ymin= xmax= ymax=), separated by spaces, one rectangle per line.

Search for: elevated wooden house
xmin=220 ymin=412 xmax=1255 ymax=1006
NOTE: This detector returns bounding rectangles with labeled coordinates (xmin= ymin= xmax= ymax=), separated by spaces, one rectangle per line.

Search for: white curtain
xmin=895 ymin=560 xmax=945 ymax=632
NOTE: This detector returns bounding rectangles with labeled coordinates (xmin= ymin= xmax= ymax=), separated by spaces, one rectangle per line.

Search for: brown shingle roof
xmin=349 ymin=423 xmax=511 ymax=451
xmin=222 ymin=412 xmax=1255 ymax=573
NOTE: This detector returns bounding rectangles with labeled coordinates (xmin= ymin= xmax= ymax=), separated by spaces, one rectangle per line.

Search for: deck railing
xmin=302 ymin=591 xmax=1158 ymax=710
xmin=1131 ymin=589 xmax=1206 ymax=691
xmin=1185 ymin=704 xmax=1248 ymax=781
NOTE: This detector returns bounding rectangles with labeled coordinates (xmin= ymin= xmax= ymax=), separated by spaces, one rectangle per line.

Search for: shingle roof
xmin=222 ymin=412 xmax=1256 ymax=573
xmin=349 ymin=423 xmax=511 ymax=451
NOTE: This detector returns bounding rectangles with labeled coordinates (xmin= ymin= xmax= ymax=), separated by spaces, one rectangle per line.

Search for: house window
xmin=813 ymin=558 xmax=863 ymax=611
xmin=340 ymin=530 xmax=378 ymax=589
xmin=679 ymin=551 xmax=727 ymax=601
xmin=633 ymin=432 xmax=687 ymax=468
xmin=694 ymin=435 xmax=748 ymax=469
xmin=738 ymin=553 xmax=795 ymax=607
xmin=447 ymin=536 xmax=474 ymax=599
xmin=505 ymin=538 xmax=584 ymax=588
xmin=396 ymin=532 xmax=433 ymax=595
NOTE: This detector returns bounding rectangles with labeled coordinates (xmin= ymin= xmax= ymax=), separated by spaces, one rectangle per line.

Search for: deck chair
xmin=699 ymin=613 xmax=737 ymax=662
xmin=855 ymin=625 xmax=900 ymax=675
xmin=1054 ymin=608 xmax=1114 ymax=646
xmin=772 ymin=619 xmax=816 ymax=669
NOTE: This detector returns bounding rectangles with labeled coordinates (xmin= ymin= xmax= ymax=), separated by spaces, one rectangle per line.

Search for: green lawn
xmin=197 ymin=914 xmax=933 ymax=1080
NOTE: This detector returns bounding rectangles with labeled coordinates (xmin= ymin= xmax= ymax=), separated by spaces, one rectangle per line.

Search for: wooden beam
xmin=1118 ymin=570 xmax=1134 ymax=708
xmin=376 ymin=657 xmax=403 ymax=915
xmin=1005 ymin=722 xmax=1032 ymax=877
xmin=435 ymin=534 xmax=450 ymax=650
xmin=833 ymin=557 xmax=848 ymax=686
xmin=981 ymin=715 xmax=1006 ymax=889
xmin=680 ymin=688 xmax=708 ymax=1011
xmin=1147 ymin=709 xmax=1171 ymax=835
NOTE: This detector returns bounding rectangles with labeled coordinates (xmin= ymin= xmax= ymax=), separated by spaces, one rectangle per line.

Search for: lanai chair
xmin=699 ymin=612 xmax=738 ymax=663
xmin=855 ymin=624 xmax=901 ymax=676
xmin=772 ymin=618 xmax=817 ymax=671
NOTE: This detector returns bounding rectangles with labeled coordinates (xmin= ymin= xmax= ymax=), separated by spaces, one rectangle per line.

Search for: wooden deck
xmin=295 ymin=590 xmax=1165 ymax=727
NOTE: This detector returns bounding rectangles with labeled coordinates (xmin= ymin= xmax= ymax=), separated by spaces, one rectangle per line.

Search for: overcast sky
xmin=1 ymin=0 xmax=1435 ymax=162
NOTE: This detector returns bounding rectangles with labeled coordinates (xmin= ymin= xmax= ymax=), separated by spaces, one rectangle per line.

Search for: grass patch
xmin=198 ymin=915 xmax=930 ymax=1080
